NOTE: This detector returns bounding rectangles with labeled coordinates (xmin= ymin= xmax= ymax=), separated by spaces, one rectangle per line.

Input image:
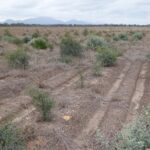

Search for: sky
xmin=0 ymin=0 xmax=149 ymax=24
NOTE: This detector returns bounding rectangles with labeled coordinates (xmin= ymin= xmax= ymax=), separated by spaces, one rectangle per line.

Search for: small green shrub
xmin=43 ymin=37 xmax=54 ymax=50
xmin=60 ymin=36 xmax=82 ymax=57
xmin=2 ymin=35 xmax=13 ymax=42
xmin=113 ymin=34 xmax=120 ymax=41
xmin=132 ymin=32 xmax=144 ymax=41
xmin=93 ymin=61 xmax=103 ymax=76
xmin=83 ymin=28 xmax=89 ymax=36
xmin=29 ymin=88 xmax=54 ymax=121
xmin=0 ymin=124 xmax=24 ymax=150
xmin=119 ymin=33 xmax=128 ymax=41
xmin=3 ymin=35 xmax=23 ymax=45
xmin=22 ymin=36 xmax=32 ymax=43
xmin=32 ymin=32 xmax=40 ymax=38
xmin=6 ymin=49 xmax=29 ymax=69
xmin=87 ymin=35 xmax=107 ymax=50
xmin=3 ymin=29 xmax=12 ymax=37
xmin=3 ymin=30 xmax=23 ymax=45
xmin=114 ymin=104 xmax=150 ymax=150
xmin=113 ymin=33 xmax=128 ymax=41
xmin=96 ymin=46 xmax=117 ymax=67
xmin=95 ymin=129 xmax=111 ymax=150
xmin=96 ymin=104 xmax=150 ymax=150
xmin=78 ymin=70 xmax=84 ymax=88
xmin=12 ymin=37 xmax=23 ymax=45
xmin=146 ymin=52 xmax=150 ymax=59
xmin=31 ymin=38 xmax=48 ymax=49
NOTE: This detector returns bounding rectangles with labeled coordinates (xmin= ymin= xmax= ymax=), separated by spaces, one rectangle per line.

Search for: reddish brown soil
xmin=0 ymin=26 xmax=150 ymax=150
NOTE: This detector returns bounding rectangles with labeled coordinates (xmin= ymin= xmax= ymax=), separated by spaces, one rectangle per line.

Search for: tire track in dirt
xmin=43 ymin=67 xmax=89 ymax=91
xmin=99 ymin=60 xmax=143 ymax=137
xmin=139 ymin=62 xmax=150 ymax=111
xmin=35 ymin=68 xmax=63 ymax=81
xmin=0 ymin=74 xmax=10 ymax=80
xmin=0 ymin=65 xmax=63 ymax=82
xmin=52 ymin=68 xmax=89 ymax=95
xmin=0 ymin=96 xmax=32 ymax=124
xmin=126 ymin=62 xmax=147 ymax=122
xmin=44 ymin=70 xmax=80 ymax=90
xmin=12 ymin=105 xmax=35 ymax=124
xmin=29 ymin=67 xmax=64 ymax=87
xmin=0 ymin=68 xmax=64 ymax=100
xmin=74 ymin=61 xmax=131 ymax=149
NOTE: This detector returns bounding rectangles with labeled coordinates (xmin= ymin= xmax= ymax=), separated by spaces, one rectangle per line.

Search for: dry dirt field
xmin=0 ymin=26 xmax=150 ymax=150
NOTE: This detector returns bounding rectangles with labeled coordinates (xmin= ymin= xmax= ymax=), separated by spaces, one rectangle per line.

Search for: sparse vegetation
xmin=32 ymin=31 xmax=40 ymax=38
xmin=3 ymin=29 xmax=12 ymax=37
xmin=2 ymin=32 xmax=23 ymax=45
xmin=87 ymin=35 xmax=107 ymax=50
xmin=1 ymin=27 xmax=150 ymax=150
xmin=119 ymin=32 xmax=128 ymax=41
xmin=6 ymin=49 xmax=29 ymax=69
xmin=115 ymin=117 xmax=150 ymax=149
xmin=29 ymin=88 xmax=54 ymax=121
xmin=31 ymin=37 xmax=49 ymax=49
xmin=96 ymin=103 xmax=150 ymax=150
xmin=113 ymin=32 xmax=128 ymax=41
xmin=93 ymin=61 xmax=103 ymax=76
xmin=132 ymin=32 xmax=144 ymax=41
xmin=43 ymin=37 xmax=54 ymax=49
xmin=113 ymin=34 xmax=120 ymax=41
xmin=0 ymin=124 xmax=24 ymax=150
xmin=11 ymin=37 xmax=23 ymax=45
xmin=78 ymin=70 xmax=84 ymax=88
xmin=60 ymin=35 xmax=82 ymax=57
xmin=83 ymin=28 xmax=89 ymax=36
xmin=96 ymin=46 xmax=118 ymax=67
xmin=146 ymin=52 xmax=150 ymax=59
xmin=22 ymin=35 xmax=32 ymax=43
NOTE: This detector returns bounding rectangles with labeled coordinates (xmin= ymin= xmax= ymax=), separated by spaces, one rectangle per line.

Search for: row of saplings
xmin=5 ymin=34 xmax=120 ymax=70
xmin=1 ymin=30 xmax=53 ymax=49
xmin=1 ymin=29 xmax=144 ymax=48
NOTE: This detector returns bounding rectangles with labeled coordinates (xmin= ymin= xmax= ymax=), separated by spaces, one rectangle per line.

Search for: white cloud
xmin=0 ymin=0 xmax=149 ymax=24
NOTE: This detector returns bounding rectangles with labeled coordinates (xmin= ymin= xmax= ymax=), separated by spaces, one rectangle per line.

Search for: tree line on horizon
xmin=0 ymin=23 xmax=149 ymax=27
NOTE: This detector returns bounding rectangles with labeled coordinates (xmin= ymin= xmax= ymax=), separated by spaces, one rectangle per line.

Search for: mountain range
xmin=3 ymin=17 xmax=88 ymax=25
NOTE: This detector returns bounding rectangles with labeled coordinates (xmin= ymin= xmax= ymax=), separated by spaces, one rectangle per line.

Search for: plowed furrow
xmin=44 ymin=67 xmax=88 ymax=91
xmin=100 ymin=60 xmax=143 ymax=137
xmin=0 ymin=69 xmax=66 ymax=124
xmin=30 ymin=67 xmax=64 ymax=83
xmin=52 ymin=68 xmax=89 ymax=95
xmin=0 ymin=96 xmax=31 ymax=124
xmin=126 ymin=62 xmax=147 ymax=122
xmin=75 ymin=61 xmax=131 ymax=148
xmin=4 ymin=68 xmax=89 ymax=124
